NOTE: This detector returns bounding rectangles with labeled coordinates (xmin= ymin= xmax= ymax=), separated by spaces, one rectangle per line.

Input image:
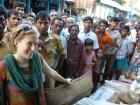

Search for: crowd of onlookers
xmin=0 ymin=1 xmax=140 ymax=105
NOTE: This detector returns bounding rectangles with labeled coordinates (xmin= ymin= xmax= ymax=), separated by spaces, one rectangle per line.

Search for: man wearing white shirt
xmin=61 ymin=17 xmax=74 ymax=39
xmin=78 ymin=16 xmax=99 ymax=50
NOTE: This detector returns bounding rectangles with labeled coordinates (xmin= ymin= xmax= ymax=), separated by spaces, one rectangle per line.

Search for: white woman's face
xmin=15 ymin=34 xmax=37 ymax=60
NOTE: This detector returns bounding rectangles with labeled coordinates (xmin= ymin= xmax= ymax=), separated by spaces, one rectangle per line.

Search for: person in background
xmin=136 ymin=24 xmax=140 ymax=51
xmin=3 ymin=9 xmax=22 ymax=52
xmin=44 ymin=17 xmax=66 ymax=88
xmin=107 ymin=15 xmax=112 ymax=27
xmin=35 ymin=11 xmax=49 ymax=42
xmin=0 ymin=23 xmax=72 ymax=105
xmin=61 ymin=13 xmax=69 ymax=35
xmin=96 ymin=19 xmax=113 ymax=83
xmin=81 ymin=38 xmax=96 ymax=75
xmin=0 ymin=5 xmax=8 ymax=102
xmin=5 ymin=9 xmax=21 ymax=33
xmin=64 ymin=24 xmax=85 ymax=79
xmin=13 ymin=1 xmax=26 ymax=18
xmin=25 ymin=14 xmax=35 ymax=25
xmin=61 ymin=13 xmax=69 ymax=24
xmin=49 ymin=9 xmax=58 ymax=23
xmin=127 ymin=21 xmax=137 ymax=62
xmin=61 ymin=17 xmax=74 ymax=39
xmin=91 ymin=23 xmax=98 ymax=33
xmin=47 ymin=17 xmax=66 ymax=71
xmin=113 ymin=25 xmax=133 ymax=80
xmin=48 ymin=9 xmax=58 ymax=33
xmin=95 ymin=26 xmax=100 ymax=34
xmin=0 ymin=5 xmax=7 ymax=41
xmin=0 ymin=5 xmax=12 ymax=61
xmin=106 ymin=17 xmax=122 ymax=80
xmin=93 ymin=48 xmax=103 ymax=90
xmin=78 ymin=16 xmax=99 ymax=50
xmin=29 ymin=8 xmax=36 ymax=18
xmin=35 ymin=11 xmax=52 ymax=89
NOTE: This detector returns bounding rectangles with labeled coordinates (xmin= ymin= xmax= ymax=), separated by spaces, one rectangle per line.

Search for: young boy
xmin=113 ymin=25 xmax=133 ymax=80
xmin=81 ymin=38 xmax=96 ymax=75
xmin=93 ymin=49 xmax=103 ymax=89
xmin=13 ymin=1 xmax=26 ymax=18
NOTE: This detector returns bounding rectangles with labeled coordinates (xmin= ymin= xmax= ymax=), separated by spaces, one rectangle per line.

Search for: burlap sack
xmin=108 ymin=91 xmax=140 ymax=104
xmin=45 ymin=72 xmax=93 ymax=105
xmin=108 ymin=92 xmax=123 ymax=104
xmin=117 ymin=91 xmax=139 ymax=104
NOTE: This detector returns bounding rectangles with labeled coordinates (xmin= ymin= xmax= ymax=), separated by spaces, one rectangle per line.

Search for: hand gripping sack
xmin=45 ymin=71 xmax=93 ymax=105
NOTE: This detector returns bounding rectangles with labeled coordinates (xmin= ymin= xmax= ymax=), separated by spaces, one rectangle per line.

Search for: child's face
xmin=97 ymin=50 xmax=103 ymax=58
xmin=91 ymin=26 xmax=96 ymax=32
xmin=95 ymin=27 xmax=100 ymax=33
xmin=121 ymin=29 xmax=129 ymax=37
xmin=85 ymin=45 xmax=93 ymax=52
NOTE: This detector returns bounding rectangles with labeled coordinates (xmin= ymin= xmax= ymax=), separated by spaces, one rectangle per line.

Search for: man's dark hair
xmin=68 ymin=24 xmax=79 ymax=32
xmin=51 ymin=17 xmax=64 ymax=26
xmin=111 ymin=17 xmax=119 ymax=23
xmin=7 ymin=9 xmax=21 ymax=18
xmin=120 ymin=25 xmax=130 ymax=32
xmin=83 ymin=16 xmax=93 ymax=23
xmin=0 ymin=5 xmax=7 ymax=18
xmin=99 ymin=19 xmax=108 ymax=26
xmin=35 ymin=11 xmax=49 ymax=22
xmin=13 ymin=1 xmax=26 ymax=9
xmin=84 ymin=38 xmax=94 ymax=46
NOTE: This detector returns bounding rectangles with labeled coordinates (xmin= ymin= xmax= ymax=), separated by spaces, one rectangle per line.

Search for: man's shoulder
xmin=104 ymin=32 xmax=111 ymax=37
xmin=77 ymin=38 xmax=84 ymax=44
xmin=78 ymin=31 xmax=84 ymax=36
xmin=89 ymin=31 xmax=96 ymax=35
xmin=46 ymin=33 xmax=60 ymax=41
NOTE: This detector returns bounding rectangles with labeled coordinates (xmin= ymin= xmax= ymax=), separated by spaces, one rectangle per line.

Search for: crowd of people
xmin=0 ymin=1 xmax=140 ymax=105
